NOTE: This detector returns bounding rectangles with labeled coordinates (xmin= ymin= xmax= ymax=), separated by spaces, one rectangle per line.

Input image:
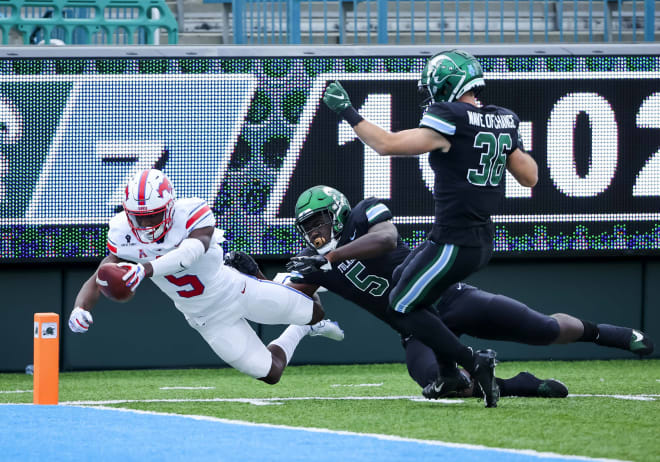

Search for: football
xmin=96 ymin=263 xmax=135 ymax=302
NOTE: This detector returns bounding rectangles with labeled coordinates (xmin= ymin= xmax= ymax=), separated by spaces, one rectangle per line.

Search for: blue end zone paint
xmin=0 ymin=405 xmax=605 ymax=462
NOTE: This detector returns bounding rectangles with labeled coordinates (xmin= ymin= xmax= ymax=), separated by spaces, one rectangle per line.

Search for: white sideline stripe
xmin=568 ymin=394 xmax=659 ymax=401
xmin=330 ymin=383 xmax=384 ymax=388
xmin=159 ymin=386 xmax=216 ymax=390
xmin=69 ymin=405 xmax=631 ymax=462
xmin=4 ymin=393 xmax=659 ymax=403
xmin=60 ymin=395 xmax=437 ymax=405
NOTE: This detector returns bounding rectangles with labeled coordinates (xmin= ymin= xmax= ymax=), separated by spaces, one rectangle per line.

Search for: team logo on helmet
xmin=157 ymin=176 xmax=174 ymax=199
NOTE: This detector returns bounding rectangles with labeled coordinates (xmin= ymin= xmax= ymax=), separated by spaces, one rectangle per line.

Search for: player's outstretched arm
xmin=322 ymin=81 xmax=449 ymax=157
xmin=353 ymin=124 xmax=449 ymax=158
xmin=326 ymin=221 xmax=398 ymax=263
xmin=120 ymin=226 xmax=214 ymax=293
xmin=69 ymin=253 xmax=121 ymax=333
xmin=288 ymin=221 xmax=398 ymax=274
xmin=146 ymin=226 xmax=214 ymax=277
xmin=506 ymin=148 xmax=538 ymax=187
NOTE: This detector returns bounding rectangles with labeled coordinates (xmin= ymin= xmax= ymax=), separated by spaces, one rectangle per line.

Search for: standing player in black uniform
xmin=278 ymin=186 xmax=654 ymax=400
xmin=321 ymin=50 xmax=538 ymax=407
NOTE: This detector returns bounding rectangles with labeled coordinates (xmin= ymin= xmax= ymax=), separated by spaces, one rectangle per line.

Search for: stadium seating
xmin=180 ymin=0 xmax=657 ymax=44
xmin=0 ymin=0 xmax=654 ymax=45
xmin=0 ymin=0 xmax=178 ymax=45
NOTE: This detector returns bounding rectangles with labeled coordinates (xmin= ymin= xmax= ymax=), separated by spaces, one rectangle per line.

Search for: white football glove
xmin=118 ymin=262 xmax=146 ymax=292
xmin=69 ymin=306 xmax=93 ymax=333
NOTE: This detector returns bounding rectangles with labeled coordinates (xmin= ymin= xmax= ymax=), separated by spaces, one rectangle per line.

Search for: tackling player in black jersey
xmin=321 ymin=49 xmax=538 ymax=407
xmin=279 ymin=187 xmax=654 ymax=401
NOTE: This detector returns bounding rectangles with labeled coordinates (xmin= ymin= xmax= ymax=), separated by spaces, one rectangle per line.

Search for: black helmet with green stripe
xmin=294 ymin=185 xmax=351 ymax=255
xmin=418 ymin=49 xmax=485 ymax=106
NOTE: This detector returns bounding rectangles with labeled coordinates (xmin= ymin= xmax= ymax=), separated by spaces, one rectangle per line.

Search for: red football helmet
xmin=123 ymin=169 xmax=176 ymax=243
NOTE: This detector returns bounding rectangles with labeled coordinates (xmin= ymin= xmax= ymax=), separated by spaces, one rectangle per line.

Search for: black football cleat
xmin=629 ymin=329 xmax=654 ymax=356
xmin=471 ymin=349 xmax=500 ymax=408
xmin=422 ymin=368 xmax=471 ymax=399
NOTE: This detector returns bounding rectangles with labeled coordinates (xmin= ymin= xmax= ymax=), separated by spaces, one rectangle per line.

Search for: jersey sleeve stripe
xmin=188 ymin=202 xmax=206 ymax=216
xmin=107 ymin=241 xmax=118 ymax=254
xmin=366 ymin=203 xmax=391 ymax=223
xmin=186 ymin=205 xmax=212 ymax=230
xmin=420 ymin=113 xmax=456 ymax=135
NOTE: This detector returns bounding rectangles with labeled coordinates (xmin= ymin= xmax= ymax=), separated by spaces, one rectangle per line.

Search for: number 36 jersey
xmin=419 ymin=101 xmax=522 ymax=247
xmin=106 ymin=197 xmax=244 ymax=320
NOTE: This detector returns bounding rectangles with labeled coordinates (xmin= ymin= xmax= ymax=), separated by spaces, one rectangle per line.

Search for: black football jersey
xmin=419 ymin=101 xmax=522 ymax=247
xmin=295 ymin=198 xmax=410 ymax=321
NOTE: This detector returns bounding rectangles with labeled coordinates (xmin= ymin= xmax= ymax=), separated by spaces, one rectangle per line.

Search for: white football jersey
xmin=107 ymin=197 xmax=244 ymax=320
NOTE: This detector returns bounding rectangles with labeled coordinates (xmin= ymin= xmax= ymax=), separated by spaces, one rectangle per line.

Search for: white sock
xmin=269 ymin=325 xmax=311 ymax=364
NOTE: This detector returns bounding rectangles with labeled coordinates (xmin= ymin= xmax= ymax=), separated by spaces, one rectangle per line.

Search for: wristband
xmin=340 ymin=107 xmax=364 ymax=127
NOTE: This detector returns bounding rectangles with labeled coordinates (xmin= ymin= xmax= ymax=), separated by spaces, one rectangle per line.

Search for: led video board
xmin=0 ymin=54 xmax=658 ymax=261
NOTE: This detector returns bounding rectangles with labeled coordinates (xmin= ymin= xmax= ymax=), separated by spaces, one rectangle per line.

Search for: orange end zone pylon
xmin=33 ymin=313 xmax=60 ymax=405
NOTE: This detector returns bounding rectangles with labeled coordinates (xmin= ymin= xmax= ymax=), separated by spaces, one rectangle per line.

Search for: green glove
xmin=323 ymin=81 xmax=353 ymax=114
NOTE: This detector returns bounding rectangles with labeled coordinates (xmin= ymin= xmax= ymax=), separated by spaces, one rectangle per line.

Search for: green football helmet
xmin=418 ymin=49 xmax=485 ymax=105
xmin=294 ymin=185 xmax=351 ymax=255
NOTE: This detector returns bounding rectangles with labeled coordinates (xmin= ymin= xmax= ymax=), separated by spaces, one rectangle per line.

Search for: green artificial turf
xmin=1 ymin=359 xmax=658 ymax=461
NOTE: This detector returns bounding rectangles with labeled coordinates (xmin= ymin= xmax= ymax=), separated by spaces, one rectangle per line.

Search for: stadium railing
xmin=0 ymin=0 xmax=178 ymax=45
xmin=202 ymin=0 xmax=656 ymax=44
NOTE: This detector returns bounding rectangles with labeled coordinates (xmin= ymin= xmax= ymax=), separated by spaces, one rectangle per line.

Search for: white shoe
xmin=309 ymin=319 xmax=344 ymax=341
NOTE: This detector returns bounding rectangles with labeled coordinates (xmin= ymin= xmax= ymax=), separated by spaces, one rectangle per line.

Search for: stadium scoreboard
xmin=0 ymin=51 xmax=658 ymax=261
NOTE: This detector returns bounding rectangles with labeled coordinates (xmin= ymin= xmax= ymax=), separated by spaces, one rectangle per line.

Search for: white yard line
xmin=0 ymin=390 xmax=32 ymax=394
xmin=330 ymin=383 xmax=384 ymax=387
xmin=568 ymin=394 xmax=659 ymax=401
xmin=159 ymin=386 xmax=216 ymax=390
xmin=61 ymin=395 xmax=454 ymax=406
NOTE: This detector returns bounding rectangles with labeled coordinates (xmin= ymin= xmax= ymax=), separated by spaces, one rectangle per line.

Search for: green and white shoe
xmin=629 ymin=329 xmax=654 ymax=356
xmin=537 ymin=378 xmax=569 ymax=398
